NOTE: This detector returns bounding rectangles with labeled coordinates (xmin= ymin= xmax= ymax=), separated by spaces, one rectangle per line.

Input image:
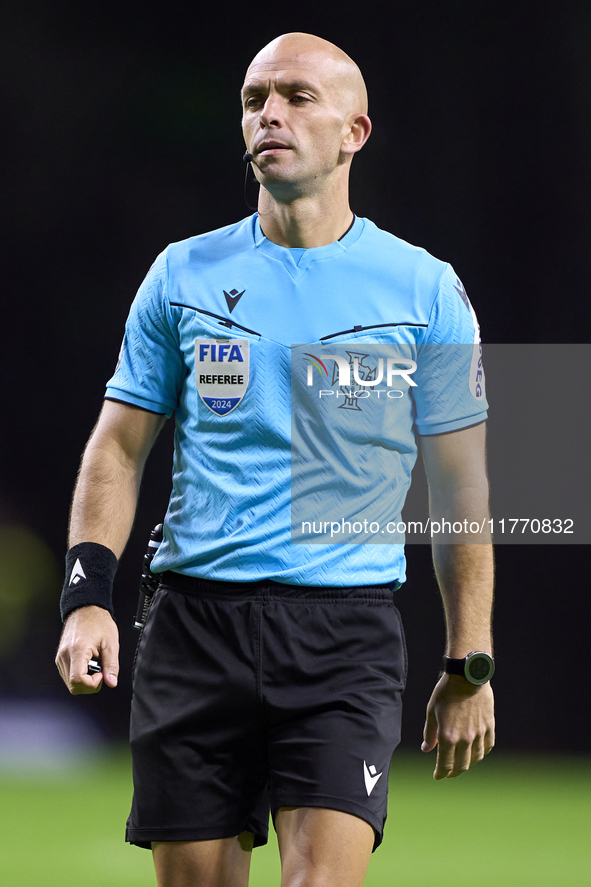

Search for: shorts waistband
xmin=157 ymin=571 xmax=396 ymax=602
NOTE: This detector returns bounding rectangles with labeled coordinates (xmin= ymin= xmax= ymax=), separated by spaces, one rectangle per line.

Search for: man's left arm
xmin=419 ymin=421 xmax=495 ymax=779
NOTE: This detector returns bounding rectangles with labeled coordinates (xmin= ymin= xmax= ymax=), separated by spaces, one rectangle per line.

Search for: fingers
xmin=421 ymin=706 xmax=438 ymax=753
xmin=99 ymin=641 xmax=119 ymax=688
xmin=470 ymin=735 xmax=485 ymax=766
xmin=55 ymin=606 xmax=119 ymax=695
xmin=55 ymin=645 xmax=104 ymax=695
xmin=434 ymin=736 xmax=471 ymax=780
xmin=433 ymin=730 xmax=494 ymax=779
xmin=70 ymin=668 xmax=104 ymax=695
xmin=485 ymin=723 xmax=496 ymax=755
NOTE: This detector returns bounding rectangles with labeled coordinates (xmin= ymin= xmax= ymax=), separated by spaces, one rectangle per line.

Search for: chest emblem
xmin=223 ymin=288 xmax=245 ymax=313
xmin=195 ymin=339 xmax=250 ymax=415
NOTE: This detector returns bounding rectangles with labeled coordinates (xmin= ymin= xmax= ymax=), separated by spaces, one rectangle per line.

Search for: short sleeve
xmin=105 ymin=249 xmax=184 ymax=416
xmin=413 ymin=264 xmax=488 ymax=435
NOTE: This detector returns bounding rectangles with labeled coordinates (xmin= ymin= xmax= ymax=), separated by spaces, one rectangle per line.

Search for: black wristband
xmin=61 ymin=542 xmax=118 ymax=622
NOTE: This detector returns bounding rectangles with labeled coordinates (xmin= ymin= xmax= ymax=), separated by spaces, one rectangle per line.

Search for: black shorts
xmin=126 ymin=574 xmax=407 ymax=851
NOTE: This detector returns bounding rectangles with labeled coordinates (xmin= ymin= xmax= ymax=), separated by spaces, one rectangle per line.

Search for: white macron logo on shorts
xmin=363 ymin=761 xmax=383 ymax=796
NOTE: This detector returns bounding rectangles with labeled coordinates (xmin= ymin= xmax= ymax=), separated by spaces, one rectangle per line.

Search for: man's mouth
xmin=256 ymin=141 xmax=291 ymax=156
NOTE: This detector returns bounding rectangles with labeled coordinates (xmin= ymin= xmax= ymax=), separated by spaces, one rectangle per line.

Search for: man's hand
xmin=55 ymin=605 xmax=119 ymax=695
xmin=421 ymin=673 xmax=495 ymax=779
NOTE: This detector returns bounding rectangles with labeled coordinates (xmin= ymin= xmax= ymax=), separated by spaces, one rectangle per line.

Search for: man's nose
xmin=259 ymin=93 xmax=283 ymax=127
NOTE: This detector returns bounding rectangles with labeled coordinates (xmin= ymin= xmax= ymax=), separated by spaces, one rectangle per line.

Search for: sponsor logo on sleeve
xmin=469 ymin=338 xmax=485 ymax=400
xmin=466 ymin=296 xmax=485 ymax=401
xmin=195 ymin=339 xmax=250 ymax=415
xmin=453 ymin=278 xmax=471 ymax=312
xmin=453 ymin=278 xmax=486 ymax=401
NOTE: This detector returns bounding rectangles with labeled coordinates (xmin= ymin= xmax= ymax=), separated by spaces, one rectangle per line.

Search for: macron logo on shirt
xmin=223 ymin=289 xmax=245 ymax=313
xmin=69 ymin=559 xmax=86 ymax=586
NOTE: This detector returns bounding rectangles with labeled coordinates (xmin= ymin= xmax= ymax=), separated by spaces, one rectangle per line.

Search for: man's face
xmin=241 ymin=48 xmax=355 ymax=195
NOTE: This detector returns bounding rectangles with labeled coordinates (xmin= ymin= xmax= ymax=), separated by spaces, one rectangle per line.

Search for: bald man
xmin=56 ymin=33 xmax=494 ymax=887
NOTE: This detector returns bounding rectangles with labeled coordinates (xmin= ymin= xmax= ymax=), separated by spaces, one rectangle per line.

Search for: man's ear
xmin=341 ymin=114 xmax=372 ymax=156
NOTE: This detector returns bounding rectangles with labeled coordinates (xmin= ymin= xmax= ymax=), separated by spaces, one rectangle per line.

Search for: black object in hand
xmin=88 ymin=657 xmax=102 ymax=675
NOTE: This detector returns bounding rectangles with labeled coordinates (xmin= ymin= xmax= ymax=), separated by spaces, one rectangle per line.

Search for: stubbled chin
xmin=256 ymin=159 xmax=297 ymax=179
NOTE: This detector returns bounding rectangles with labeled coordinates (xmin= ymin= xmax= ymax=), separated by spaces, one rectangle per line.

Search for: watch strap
xmin=443 ymin=656 xmax=467 ymax=676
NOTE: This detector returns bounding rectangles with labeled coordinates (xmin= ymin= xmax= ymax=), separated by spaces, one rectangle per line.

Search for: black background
xmin=2 ymin=1 xmax=590 ymax=750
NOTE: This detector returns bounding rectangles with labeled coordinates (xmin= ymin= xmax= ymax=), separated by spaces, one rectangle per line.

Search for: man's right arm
xmin=55 ymin=399 xmax=165 ymax=695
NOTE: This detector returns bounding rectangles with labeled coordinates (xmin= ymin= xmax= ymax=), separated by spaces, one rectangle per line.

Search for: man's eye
xmin=291 ymin=95 xmax=309 ymax=103
xmin=245 ymin=97 xmax=262 ymax=108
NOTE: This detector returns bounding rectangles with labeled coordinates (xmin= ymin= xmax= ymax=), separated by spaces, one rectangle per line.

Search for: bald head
xmin=245 ymin=32 xmax=368 ymax=116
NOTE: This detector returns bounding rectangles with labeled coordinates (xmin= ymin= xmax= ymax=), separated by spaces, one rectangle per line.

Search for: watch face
xmin=466 ymin=653 xmax=494 ymax=684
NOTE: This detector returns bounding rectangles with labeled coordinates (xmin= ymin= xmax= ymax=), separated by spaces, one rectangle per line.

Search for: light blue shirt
xmin=106 ymin=215 xmax=487 ymax=586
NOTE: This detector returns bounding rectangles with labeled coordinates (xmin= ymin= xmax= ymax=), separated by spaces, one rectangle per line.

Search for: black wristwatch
xmin=443 ymin=651 xmax=495 ymax=685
